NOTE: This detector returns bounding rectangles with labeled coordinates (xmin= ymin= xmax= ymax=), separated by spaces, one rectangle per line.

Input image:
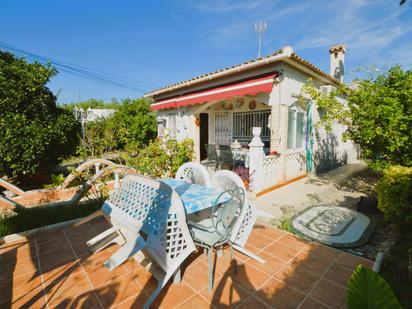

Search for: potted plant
xmin=234 ymin=166 xmax=250 ymax=190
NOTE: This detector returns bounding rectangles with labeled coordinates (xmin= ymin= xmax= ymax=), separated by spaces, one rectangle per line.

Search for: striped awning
xmin=151 ymin=73 xmax=277 ymax=111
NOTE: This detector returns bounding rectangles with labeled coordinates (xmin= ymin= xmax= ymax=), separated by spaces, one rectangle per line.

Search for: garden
xmin=0 ymin=51 xmax=411 ymax=308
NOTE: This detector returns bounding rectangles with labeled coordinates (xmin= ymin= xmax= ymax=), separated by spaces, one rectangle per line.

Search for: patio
xmin=0 ymin=216 xmax=373 ymax=309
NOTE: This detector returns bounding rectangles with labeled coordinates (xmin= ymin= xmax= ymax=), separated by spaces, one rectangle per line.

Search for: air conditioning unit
xmin=320 ymin=85 xmax=337 ymax=95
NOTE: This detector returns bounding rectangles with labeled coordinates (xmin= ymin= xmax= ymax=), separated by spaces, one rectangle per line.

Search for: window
xmin=232 ymin=110 xmax=270 ymax=143
xmin=287 ymin=108 xmax=306 ymax=149
xmin=167 ymin=114 xmax=177 ymax=138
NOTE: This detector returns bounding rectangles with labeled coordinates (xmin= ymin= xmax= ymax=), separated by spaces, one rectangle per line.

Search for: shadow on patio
xmin=0 ymin=217 xmax=373 ymax=308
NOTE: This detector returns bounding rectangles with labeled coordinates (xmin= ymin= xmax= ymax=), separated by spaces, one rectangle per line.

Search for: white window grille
xmin=233 ymin=110 xmax=270 ymax=142
xmin=215 ymin=111 xmax=232 ymax=145
xmin=168 ymin=114 xmax=177 ymax=138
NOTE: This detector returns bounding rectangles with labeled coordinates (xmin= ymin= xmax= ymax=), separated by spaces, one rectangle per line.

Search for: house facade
xmin=144 ymin=45 xmax=358 ymax=193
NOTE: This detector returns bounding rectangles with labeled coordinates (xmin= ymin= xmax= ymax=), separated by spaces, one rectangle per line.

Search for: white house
xmin=144 ymin=45 xmax=358 ymax=194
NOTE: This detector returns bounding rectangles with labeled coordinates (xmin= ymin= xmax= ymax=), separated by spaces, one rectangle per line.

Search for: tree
xmin=109 ymin=98 xmax=157 ymax=152
xmin=0 ymin=51 xmax=81 ymax=177
xmin=347 ymin=66 xmax=412 ymax=167
xmin=302 ymin=66 xmax=412 ymax=168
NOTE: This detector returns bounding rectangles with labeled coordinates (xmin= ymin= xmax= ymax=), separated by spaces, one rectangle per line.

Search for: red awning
xmin=151 ymin=73 xmax=277 ymax=111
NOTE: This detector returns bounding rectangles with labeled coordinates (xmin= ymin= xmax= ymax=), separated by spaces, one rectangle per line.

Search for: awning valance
xmin=151 ymin=73 xmax=277 ymax=111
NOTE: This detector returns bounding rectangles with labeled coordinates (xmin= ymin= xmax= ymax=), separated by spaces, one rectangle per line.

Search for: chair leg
xmin=86 ymin=226 xmax=125 ymax=253
xmin=104 ymin=235 xmax=146 ymax=271
xmin=232 ymin=243 xmax=266 ymax=263
xmin=208 ymin=247 xmax=213 ymax=293
xmin=230 ymin=243 xmax=237 ymax=274
xmin=144 ymin=279 xmax=164 ymax=309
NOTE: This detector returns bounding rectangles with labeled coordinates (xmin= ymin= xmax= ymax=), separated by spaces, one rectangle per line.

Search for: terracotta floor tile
xmin=278 ymin=233 xmax=312 ymax=251
xmin=35 ymin=229 xmax=65 ymax=244
xmin=3 ymin=286 xmax=46 ymax=309
xmin=0 ymin=241 xmax=36 ymax=264
xmin=299 ymin=296 xmax=330 ymax=309
xmin=41 ymin=259 xmax=82 ymax=283
xmin=274 ymin=264 xmax=320 ymax=294
xmin=246 ymin=251 xmax=287 ymax=276
xmin=253 ymin=225 xmax=286 ymax=240
xmin=238 ymin=294 xmax=272 ymax=308
xmin=334 ymin=252 xmax=373 ymax=270
xmin=37 ymin=237 xmax=70 ymax=256
xmin=182 ymin=260 xmax=222 ymax=291
xmin=0 ymin=257 xmax=39 ymax=281
xmin=310 ymin=279 xmax=346 ymax=309
xmin=263 ymin=241 xmax=300 ymax=262
xmin=0 ymin=272 xmax=42 ymax=303
xmin=67 ymin=230 xmax=97 ymax=246
xmin=63 ymin=222 xmax=94 ymax=237
xmin=323 ymin=263 xmax=354 ymax=288
xmin=306 ymin=244 xmax=339 ymax=261
xmin=230 ymin=262 xmax=271 ymax=292
xmin=214 ymin=251 xmax=245 ymax=275
xmin=199 ymin=277 xmax=251 ymax=309
xmin=51 ymin=290 xmax=101 ymax=309
xmin=44 ymin=271 xmax=93 ymax=307
xmin=123 ymin=259 xmax=158 ymax=292
xmin=255 ymin=278 xmax=306 ymax=309
xmin=95 ymin=273 xmax=143 ymax=308
xmin=246 ymin=231 xmax=274 ymax=249
xmin=86 ymin=264 xmax=128 ymax=288
xmin=71 ymin=241 xmax=94 ymax=258
xmin=175 ymin=294 xmax=210 ymax=309
xmin=112 ymin=293 xmax=149 ymax=308
xmin=291 ymin=252 xmax=333 ymax=275
xmin=38 ymin=248 xmax=77 ymax=273
xmin=80 ymin=248 xmax=113 ymax=271
xmin=152 ymin=282 xmax=196 ymax=309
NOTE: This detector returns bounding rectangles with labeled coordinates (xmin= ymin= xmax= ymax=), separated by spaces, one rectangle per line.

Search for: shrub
xmin=127 ymin=138 xmax=194 ymax=178
xmin=376 ymin=165 xmax=412 ymax=230
xmin=0 ymin=51 xmax=81 ymax=177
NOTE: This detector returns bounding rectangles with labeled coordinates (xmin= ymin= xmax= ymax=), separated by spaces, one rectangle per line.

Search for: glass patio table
xmin=160 ymin=179 xmax=231 ymax=214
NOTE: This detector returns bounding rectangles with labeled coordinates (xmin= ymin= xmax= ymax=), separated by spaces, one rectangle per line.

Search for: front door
xmin=199 ymin=113 xmax=209 ymax=160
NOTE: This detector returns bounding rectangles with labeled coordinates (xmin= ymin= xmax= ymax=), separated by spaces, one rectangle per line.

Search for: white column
xmin=248 ymin=127 xmax=264 ymax=192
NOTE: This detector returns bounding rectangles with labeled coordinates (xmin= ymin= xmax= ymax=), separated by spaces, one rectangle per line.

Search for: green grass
xmin=0 ymin=200 xmax=103 ymax=238
xmin=279 ymin=216 xmax=295 ymax=233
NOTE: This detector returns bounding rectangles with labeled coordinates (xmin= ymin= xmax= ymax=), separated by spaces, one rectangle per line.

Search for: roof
xmin=144 ymin=47 xmax=341 ymax=98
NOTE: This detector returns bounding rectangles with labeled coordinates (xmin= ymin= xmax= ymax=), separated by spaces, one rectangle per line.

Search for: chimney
xmin=329 ymin=44 xmax=346 ymax=82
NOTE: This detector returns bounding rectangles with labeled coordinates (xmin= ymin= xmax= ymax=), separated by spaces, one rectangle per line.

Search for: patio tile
xmin=86 ymin=263 xmax=128 ymax=288
xmin=323 ymin=263 xmax=354 ymax=288
xmin=278 ymin=233 xmax=313 ymax=251
xmin=71 ymin=241 xmax=94 ymax=258
xmin=229 ymin=261 xmax=271 ymax=292
xmin=334 ymin=251 xmax=373 ymax=270
xmin=37 ymin=237 xmax=70 ymax=256
xmin=175 ymin=294 xmax=211 ymax=309
xmin=182 ymin=259 xmax=223 ymax=291
xmin=1 ymin=286 xmax=46 ymax=309
xmin=80 ymin=247 xmax=113 ymax=270
xmin=199 ymin=277 xmax=251 ymax=309
xmin=123 ymin=259 xmax=158 ymax=291
xmin=52 ymin=291 xmax=102 ymax=309
xmin=246 ymin=251 xmax=287 ymax=276
xmin=0 ymin=241 xmax=36 ymax=263
xmin=41 ymin=259 xmax=82 ymax=283
xmin=299 ymin=296 xmax=330 ymax=309
xmin=310 ymin=279 xmax=347 ymax=309
xmin=291 ymin=251 xmax=333 ymax=275
xmin=246 ymin=231 xmax=274 ymax=249
xmin=305 ymin=244 xmax=339 ymax=261
xmin=255 ymin=278 xmax=306 ymax=309
xmin=252 ymin=224 xmax=286 ymax=240
xmin=35 ymin=229 xmax=65 ymax=244
xmin=0 ymin=272 xmax=42 ymax=303
xmin=0 ymin=257 xmax=39 ymax=281
xmin=44 ymin=271 xmax=93 ymax=307
xmin=274 ymin=264 xmax=320 ymax=294
xmin=152 ymin=281 xmax=196 ymax=309
xmin=63 ymin=222 xmax=94 ymax=236
xmin=111 ymin=293 xmax=149 ymax=309
xmin=263 ymin=241 xmax=300 ymax=262
xmin=95 ymin=274 xmax=143 ymax=308
xmin=38 ymin=247 xmax=77 ymax=272
xmin=238 ymin=294 xmax=272 ymax=308
xmin=67 ymin=230 xmax=97 ymax=246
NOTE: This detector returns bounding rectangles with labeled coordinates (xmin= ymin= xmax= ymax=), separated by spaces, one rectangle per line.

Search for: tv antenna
xmin=255 ymin=21 xmax=267 ymax=58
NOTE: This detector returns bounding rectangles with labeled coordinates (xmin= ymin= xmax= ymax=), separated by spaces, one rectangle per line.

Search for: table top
xmin=161 ymin=179 xmax=231 ymax=214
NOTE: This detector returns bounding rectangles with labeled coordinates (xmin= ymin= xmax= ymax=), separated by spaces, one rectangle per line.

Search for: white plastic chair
xmin=210 ymin=170 xmax=265 ymax=263
xmin=83 ymin=174 xmax=196 ymax=309
xmin=175 ymin=162 xmax=210 ymax=186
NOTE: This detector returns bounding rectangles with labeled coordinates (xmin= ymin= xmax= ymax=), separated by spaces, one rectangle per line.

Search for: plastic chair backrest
xmin=205 ymin=144 xmax=219 ymax=162
xmin=175 ymin=162 xmax=210 ymax=186
xmin=103 ymin=174 xmax=195 ymax=271
xmin=218 ymin=145 xmax=234 ymax=164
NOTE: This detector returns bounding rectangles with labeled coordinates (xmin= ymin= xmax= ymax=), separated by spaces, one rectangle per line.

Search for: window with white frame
xmin=167 ymin=113 xmax=177 ymax=138
xmin=287 ymin=107 xmax=306 ymax=149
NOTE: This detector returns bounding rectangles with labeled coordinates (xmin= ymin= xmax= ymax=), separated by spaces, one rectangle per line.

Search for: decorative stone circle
xmin=292 ymin=205 xmax=374 ymax=248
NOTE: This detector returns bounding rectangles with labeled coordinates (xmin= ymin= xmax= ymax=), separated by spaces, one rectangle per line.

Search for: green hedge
xmin=376 ymin=166 xmax=412 ymax=231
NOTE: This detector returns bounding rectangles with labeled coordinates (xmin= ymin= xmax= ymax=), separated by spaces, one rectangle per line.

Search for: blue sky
xmin=1 ymin=0 xmax=411 ymax=103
